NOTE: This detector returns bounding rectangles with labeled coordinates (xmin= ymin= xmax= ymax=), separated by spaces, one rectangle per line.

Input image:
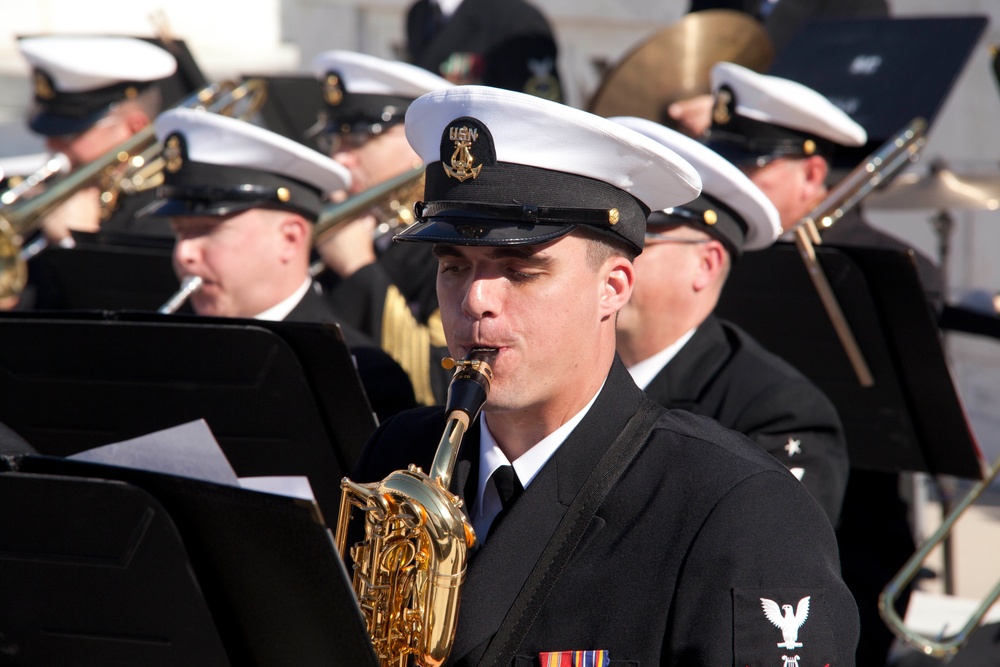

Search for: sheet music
xmin=69 ymin=419 xmax=316 ymax=501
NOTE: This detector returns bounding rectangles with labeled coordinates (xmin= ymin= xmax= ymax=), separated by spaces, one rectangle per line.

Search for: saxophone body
xmin=335 ymin=350 xmax=494 ymax=667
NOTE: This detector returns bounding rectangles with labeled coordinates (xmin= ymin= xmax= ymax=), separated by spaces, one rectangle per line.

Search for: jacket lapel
xmin=643 ymin=315 xmax=729 ymax=409
xmin=447 ymin=358 xmax=646 ymax=662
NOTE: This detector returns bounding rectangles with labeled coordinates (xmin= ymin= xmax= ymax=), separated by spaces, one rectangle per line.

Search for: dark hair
xmin=572 ymin=226 xmax=638 ymax=268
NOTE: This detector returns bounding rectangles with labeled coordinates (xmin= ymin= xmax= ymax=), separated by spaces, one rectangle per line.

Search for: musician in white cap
xmin=612 ymin=116 xmax=849 ymax=525
xmin=706 ymin=61 xmax=943 ymax=302
xmin=17 ymin=35 xmax=178 ymax=242
xmin=138 ymin=108 xmax=416 ymax=420
xmin=352 ymin=85 xmax=858 ymax=666
xmin=311 ymin=50 xmax=455 ymax=405
xmin=706 ymin=61 xmax=941 ymax=666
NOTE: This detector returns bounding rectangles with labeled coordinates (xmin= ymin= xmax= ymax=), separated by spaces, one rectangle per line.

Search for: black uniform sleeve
xmin=668 ymin=468 xmax=860 ymax=665
xmin=737 ymin=378 xmax=850 ymax=526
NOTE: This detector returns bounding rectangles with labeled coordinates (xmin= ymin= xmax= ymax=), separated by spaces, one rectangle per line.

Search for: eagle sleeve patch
xmin=734 ymin=588 xmax=836 ymax=667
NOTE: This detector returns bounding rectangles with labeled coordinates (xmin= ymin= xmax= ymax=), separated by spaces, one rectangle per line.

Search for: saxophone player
xmin=350 ymin=85 xmax=859 ymax=665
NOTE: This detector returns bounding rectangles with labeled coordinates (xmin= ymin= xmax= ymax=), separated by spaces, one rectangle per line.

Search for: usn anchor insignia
xmin=444 ymin=125 xmax=482 ymax=182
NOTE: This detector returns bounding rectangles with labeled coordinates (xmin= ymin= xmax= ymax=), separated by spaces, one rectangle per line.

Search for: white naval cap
xmin=140 ymin=108 xmax=351 ymax=220
xmin=611 ymin=116 xmax=780 ymax=255
xmin=18 ymin=35 xmax=177 ymax=136
xmin=311 ymin=50 xmax=454 ymax=135
xmin=396 ymin=85 xmax=702 ymax=254
xmin=706 ymin=62 xmax=867 ymax=167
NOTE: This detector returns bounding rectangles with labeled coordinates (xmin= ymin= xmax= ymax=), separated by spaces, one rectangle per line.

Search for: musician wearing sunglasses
xmin=613 ymin=116 xmax=849 ymax=526
xmin=310 ymin=51 xmax=457 ymax=406
xmin=350 ymin=85 xmax=858 ymax=666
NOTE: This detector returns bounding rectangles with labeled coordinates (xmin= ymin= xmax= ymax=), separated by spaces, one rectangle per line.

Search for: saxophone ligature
xmin=335 ymin=348 xmax=495 ymax=667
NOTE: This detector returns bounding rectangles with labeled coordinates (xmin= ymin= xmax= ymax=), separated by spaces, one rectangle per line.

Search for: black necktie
xmin=487 ymin=465 xmax=522 ymax=539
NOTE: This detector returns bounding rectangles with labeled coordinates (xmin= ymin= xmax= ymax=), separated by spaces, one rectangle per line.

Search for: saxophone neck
xmin=429 ymin=349 xmax=496 ymax=487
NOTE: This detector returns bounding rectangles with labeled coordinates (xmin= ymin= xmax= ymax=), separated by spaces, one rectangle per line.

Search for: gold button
xmin=608 ymin=208 xmax=620 ymax=225
xmin=704 ymin=210 xmax=718 ymax=225
xmin=277 ymin=187 xmax=291 ymax=202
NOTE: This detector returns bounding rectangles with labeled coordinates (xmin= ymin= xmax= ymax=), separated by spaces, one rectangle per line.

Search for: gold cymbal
xmin=866 ymin=168 xmax=1000 ymax=211
xmin=587 ymin=9 xmax=774 ymax=124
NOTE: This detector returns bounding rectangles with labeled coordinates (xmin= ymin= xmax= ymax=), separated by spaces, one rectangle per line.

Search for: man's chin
xmin=191 ymin=298 xmax=229 ymax=318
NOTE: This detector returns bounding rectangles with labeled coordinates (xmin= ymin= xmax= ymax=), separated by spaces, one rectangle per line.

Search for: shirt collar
xmin=472 ymin=383 xmax=603 ymax=536
xmin=626 ymin=326 xmax=698 ymax=390
xmin=253 ymin=278 xmax=312 ymax=321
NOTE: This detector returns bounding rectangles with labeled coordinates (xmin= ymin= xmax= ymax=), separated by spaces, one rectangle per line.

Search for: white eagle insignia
xmin=761 ymin=596 xmax=810 ymax=649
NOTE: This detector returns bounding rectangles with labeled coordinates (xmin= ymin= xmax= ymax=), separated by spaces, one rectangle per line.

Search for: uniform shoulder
xmin=717 ymin=318 xmax=818 ymax=385
xmin=651 ymin=407 xmax=789 ymax=476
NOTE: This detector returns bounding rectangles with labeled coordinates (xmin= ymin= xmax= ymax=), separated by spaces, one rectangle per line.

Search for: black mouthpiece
xmin=443 ymin=349 xmax=495 ymax=421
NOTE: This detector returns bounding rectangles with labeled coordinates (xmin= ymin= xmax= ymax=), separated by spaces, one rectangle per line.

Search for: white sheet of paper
xmin=69 ymin=419 xmax=240 ymax=487
xmin=238 ymin=476 xmax=316 ymax=501
xmin=903 ymin=590 xmax=1000 ymax=638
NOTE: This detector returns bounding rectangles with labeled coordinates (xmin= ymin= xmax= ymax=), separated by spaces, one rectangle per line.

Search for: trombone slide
xmin=879 ymin=456 xmax=1000 ymax=660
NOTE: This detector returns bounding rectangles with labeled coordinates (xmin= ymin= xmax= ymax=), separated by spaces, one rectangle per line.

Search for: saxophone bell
xmin=335 ymin=348 xmax=494 ymax=667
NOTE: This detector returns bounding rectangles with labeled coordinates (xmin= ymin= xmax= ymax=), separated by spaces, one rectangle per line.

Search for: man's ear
xmin=277 ymin=214 xmax=310 ymax=263
xmin=600 ymin=255 xmax=635 ymax=317
xmin=692 ymin=240 xmax=727 ymax=292
xmin=802 ymin=155 xmax=830 ymax=196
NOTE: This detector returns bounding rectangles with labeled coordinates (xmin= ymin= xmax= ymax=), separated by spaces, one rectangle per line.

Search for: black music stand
xmin=716 ymin=242 xmax=982 ymax=478
xmin=0 ymin=455 xmax=378 ymax=667
xmin=769 ymin=15 xmax=988 ymax=170
xmin=25 ymin=239 xmax=176 ymax=311
xmin=0 ymin=312 xmax=377 ymax=521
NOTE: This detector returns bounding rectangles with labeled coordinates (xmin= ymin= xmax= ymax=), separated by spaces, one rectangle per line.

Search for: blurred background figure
xmin=614 ymin=115 xmax=849 ymax=525
xmin=704 ymin=61 xmax=943 ymax=309
xmin=16 ymin=35 xmax=178 ymax=243
xmin=404 ymin=0 xmax=563 ymax=101
xmin=311 ymin=50 xmax=455 ymax=405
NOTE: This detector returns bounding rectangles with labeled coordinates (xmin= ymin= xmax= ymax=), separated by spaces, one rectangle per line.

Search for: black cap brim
xmin=394 ymin=218 xmax=578 ymax=246
xmin=28 ymin=107 xmax=110 ymax=137
xmin=704 ymin=138 xmax=778 ymax=169
xmin=136 ymin=198 xmax=260 ymax=220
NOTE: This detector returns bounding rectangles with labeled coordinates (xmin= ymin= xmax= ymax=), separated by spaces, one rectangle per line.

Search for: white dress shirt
xmin=626 ymin=327 xmax=697 ymax=390
xmin=471 ymin=385 xmax=602 ymax=538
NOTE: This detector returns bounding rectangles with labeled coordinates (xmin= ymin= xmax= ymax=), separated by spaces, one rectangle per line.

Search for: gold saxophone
xmin=335 ymin=349 xmax=494 ymax=667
